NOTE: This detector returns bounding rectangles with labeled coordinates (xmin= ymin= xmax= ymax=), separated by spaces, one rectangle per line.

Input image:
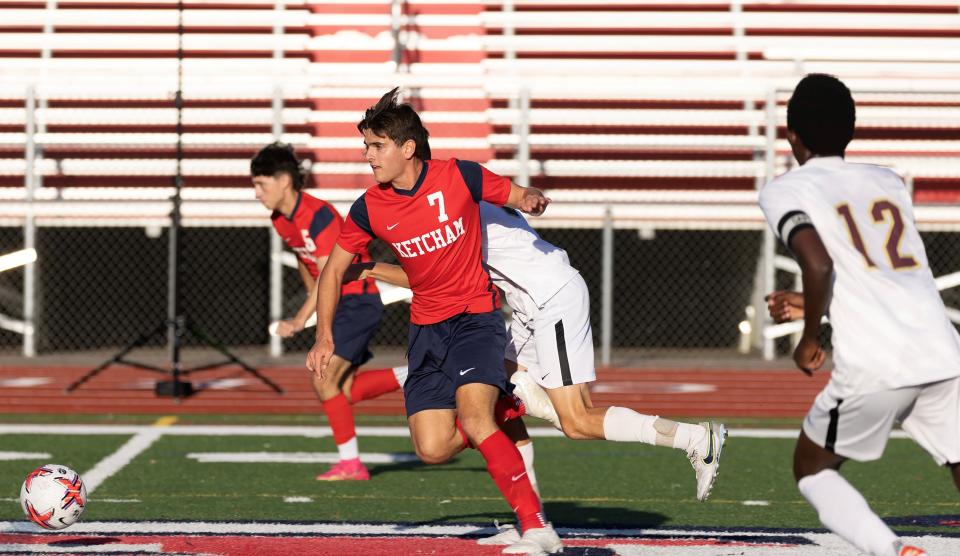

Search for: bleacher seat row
xmin=2 ymin=0 xmax=960 ymax=217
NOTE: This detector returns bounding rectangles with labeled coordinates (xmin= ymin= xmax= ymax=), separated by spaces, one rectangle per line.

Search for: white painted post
xmin=517 ymin=88 xmax=531 ymax=189
xmin=761 ymin=88 xmax=778 ymax=360
xmin=269 ymin=2 xmax=285 ymax=357
xmin=601 ymin=206 xmax=614 ymax=366
xmin=23 ymin=86 xmax=38 ymax=357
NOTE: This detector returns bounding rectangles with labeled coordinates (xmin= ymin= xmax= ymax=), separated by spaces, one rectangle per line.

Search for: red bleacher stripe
xmin=312 ymin=98 xmax=491 ymax=111
xmin=311 ymin=122 xmax=490 ymax=137
xmin=309 ymin=51 xmax=485 ymax=63
xmin=311 ymin=149 xmax=493 ymax=163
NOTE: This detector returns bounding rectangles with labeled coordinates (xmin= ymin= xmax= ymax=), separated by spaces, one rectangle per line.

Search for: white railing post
xmin=601 ymin=206 xmax=614 ymax=366
xmin=38 ymin=0 xmax=56 ymax=190
xmin=23 ymin=86 xmax=38 ymax=357
xmin=390 ymin=0 xmax=403 ymax=69
xmin=516 ymin=88 xmax=531 ymax=188
xmin=269 ymin=6 xmax=285 ymax=357
xmin=760 ymin=88 xmax=779 ymax=360
xmin=731 ymin=0 xmax=746 ymax=62
xmin=503 ymin=0 xmax=516 ymax=64
xmin=504 ymin=0 xmax=520 ymax=138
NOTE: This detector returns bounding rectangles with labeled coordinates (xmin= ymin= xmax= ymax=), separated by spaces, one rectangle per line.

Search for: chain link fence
xmin=4 ymin=217 xmax=960 ymax=360
xmin=0 ymin=226 xmax=270 ymax=352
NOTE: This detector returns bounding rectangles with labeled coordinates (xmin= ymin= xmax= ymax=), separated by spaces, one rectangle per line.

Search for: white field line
xmin=79 ymin=418 xmax=176 ymax=494
xmin=0 ymin=377 xmax=52 ymax=388
xmin=0 ymin=543 xmax=163 ymax=553
xmin=0 ymin=451 xmax=50 ymax=461
xmin=0 ymin=520 xmax=957 ymax=541
xmin=186 ymin=451 xmax=419 ymax=464
xmin=0 ymin=424 xmax=911 ymax=440
xmin=2 ymin=520 xmax=958 ymax=556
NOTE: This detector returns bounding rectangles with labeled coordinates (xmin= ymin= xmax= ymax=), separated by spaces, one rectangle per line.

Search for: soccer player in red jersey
xmin=252 ymin=143 xmax=408 ymax=482
xmin=306 ymin=90 xmax=561 ymax=554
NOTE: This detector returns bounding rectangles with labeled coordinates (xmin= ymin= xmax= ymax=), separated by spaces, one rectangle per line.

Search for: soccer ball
xmin=19 ymin=464 xmax=87 ymax=530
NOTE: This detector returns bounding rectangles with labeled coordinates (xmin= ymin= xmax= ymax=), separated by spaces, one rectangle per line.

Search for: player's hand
xmin=306 ymin=336 xmax=334 ymax=380
xmin=275 ymin=319 xmax=304 ymax=338
xmin=520 ymin=188 xmax=551 ymax=216
xmin=793 ymin=336 xmax=825 ymax=376
xmin=765 ymin=290 xmax=805 ymax=323
xmin=343 ymin=261 xmax=376 ymax=283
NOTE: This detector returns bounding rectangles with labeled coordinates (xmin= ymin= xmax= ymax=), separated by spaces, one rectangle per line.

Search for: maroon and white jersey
xmin=337 ymin=159 xmax=512 ymax=325
xmin=272 ymin=192 xmax=377 ymax=297
xmin=760 ymin=156 xmax=960 ymax=396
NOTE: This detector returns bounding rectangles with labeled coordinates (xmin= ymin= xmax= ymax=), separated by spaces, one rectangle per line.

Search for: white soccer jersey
xmin=480 ymin=202 xmax=580 ymax=317
xmin=759 ymin=156 xmax=960 ymax=397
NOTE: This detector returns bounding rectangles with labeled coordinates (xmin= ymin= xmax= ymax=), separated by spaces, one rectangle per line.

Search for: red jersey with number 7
xmin=337 ymin=159 xmax=512 ymax=324
xmin=271 ymin=192 xmax=377 ymax=297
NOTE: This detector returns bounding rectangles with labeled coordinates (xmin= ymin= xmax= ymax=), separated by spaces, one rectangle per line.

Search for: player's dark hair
xmin=358 ymin=87 xmax=432 ymax=161
xmin=251 ymin=142 xmax=308 ymax=191
xmin=787 ymin=74 xmax=856 ymax=157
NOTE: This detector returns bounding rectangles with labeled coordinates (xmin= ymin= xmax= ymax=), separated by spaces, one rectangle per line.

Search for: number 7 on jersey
xmin=427 ymin=192 xmax=448 ymax=223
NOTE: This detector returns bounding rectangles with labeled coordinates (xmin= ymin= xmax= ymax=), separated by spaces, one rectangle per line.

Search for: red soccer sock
xmin=321 ymin=393 xmax=356 ymax=445
xmin=494 ymin=394 xmax=527 ymax=424
xmin=477 ymin=430 xmax=547 ymax=533
xmin=350 ymin=369 xmax=402 ymax=402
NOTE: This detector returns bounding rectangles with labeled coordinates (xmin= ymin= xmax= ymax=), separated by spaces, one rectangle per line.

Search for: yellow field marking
xmin=153 ymin=416 xmax=178 ymax=427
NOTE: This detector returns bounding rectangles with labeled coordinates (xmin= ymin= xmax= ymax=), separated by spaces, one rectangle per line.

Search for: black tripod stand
xmin=66 ymin=1 xmax=282 ymax=400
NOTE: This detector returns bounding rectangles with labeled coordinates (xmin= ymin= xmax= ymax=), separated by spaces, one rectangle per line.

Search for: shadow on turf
xmin=404 ymin=501 xmax=667 ymax=530
xmin=545 ymin=501 xmax=668 ymax=529
xmin=368 ymin=459 xmax=491 ymax=478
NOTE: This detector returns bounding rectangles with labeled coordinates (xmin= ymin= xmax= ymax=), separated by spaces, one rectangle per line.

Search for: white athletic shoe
xmin=510 ymin=371 xmax=561 ymax=430
xmin=477 ymin=522 xmax=521 ymax=545
xmin=687 ymin=422 xmax=726 ymax=502
xmin=501 ymin=523 xmax=563 ymax=555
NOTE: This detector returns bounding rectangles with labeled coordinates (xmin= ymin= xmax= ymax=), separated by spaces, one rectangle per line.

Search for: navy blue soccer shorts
xmin=332 ymin=293 xmax=384 ymax=367
xmin=403 ymin=310 xmax=509 ymax=417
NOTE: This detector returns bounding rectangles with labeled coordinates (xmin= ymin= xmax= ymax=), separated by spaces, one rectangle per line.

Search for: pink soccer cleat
xmin=316 ymin=459 xmax=370 ymax=481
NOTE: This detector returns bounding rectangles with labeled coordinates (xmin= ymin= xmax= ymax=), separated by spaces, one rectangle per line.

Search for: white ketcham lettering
xmin=390 ymin=217 xmax=465 ymax=259
xmin=409 ymin=236 xmax=426 ymax=255
xmin=421 ymin=233 xmax=436 ymax=252
xmin=429 ymin=228 xmax=446 ymax=249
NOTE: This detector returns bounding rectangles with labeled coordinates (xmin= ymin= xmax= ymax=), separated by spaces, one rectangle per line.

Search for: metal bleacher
xmin=1 ymin=0 xmax=960 ymax=224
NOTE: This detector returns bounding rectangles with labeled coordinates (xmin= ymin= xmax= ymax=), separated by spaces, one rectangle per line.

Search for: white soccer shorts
xmin=504 ymin=273 xmax=596 ymax=390
xmin=803 ymin=375 xmax=960 ymax=465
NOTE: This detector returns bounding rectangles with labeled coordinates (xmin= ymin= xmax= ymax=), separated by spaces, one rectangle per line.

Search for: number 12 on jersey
xmin=836 ymin=199 xmax=918 ymax=270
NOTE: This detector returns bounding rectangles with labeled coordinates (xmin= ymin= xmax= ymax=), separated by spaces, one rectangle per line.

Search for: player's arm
xmin=764 ymin=290 xmax=804 ymax=323
xmin=457 ymin=159 xmax=550 ymax=216
xmin=276 ymin=258 xmax=329 ymax=338
xmin=345 ymin=261 xmax=410 ymax=288
xmin=307 ymin=195 xmax=375 ymax=379
xmin=296 ymin=258 xmax=313 ymax=290
xmin=789 ymin=228 xmax=832 ymax=375
xmin=306 ymin=245 xmax=353 ymax=379
xmin=505 ymin=183 xmax=550 ymax=216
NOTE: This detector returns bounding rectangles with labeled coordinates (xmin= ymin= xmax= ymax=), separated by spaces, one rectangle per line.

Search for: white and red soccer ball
xmin=19 ymin=464 xmax=87 ymax=530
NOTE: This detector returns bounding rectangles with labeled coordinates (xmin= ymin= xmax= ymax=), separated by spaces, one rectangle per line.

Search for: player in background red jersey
xmin=252 ymin=143 xmax=407 ymax=482
xmin=306 ymin=90 xmax=560 ymax=554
